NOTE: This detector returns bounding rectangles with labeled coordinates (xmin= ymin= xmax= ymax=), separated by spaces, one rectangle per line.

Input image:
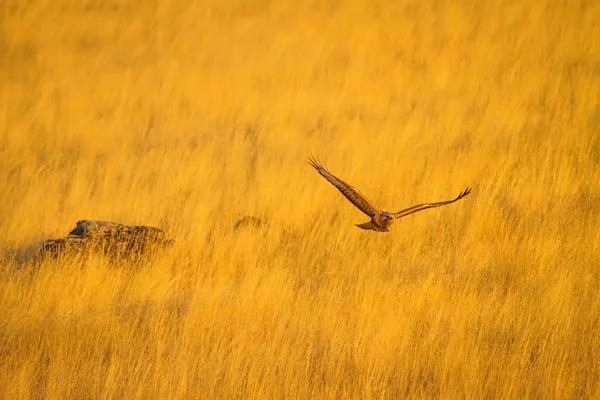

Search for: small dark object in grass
xmin=233 ymin=216 xmax=264 ymax=230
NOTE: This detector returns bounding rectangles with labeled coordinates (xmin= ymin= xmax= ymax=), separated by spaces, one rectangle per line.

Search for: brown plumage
xmin=308 ymin=156 xmax=471 ymax=232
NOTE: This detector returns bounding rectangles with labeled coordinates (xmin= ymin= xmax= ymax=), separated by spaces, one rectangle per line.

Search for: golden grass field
xmin=1 ymin=0 xmax=599 ymax=398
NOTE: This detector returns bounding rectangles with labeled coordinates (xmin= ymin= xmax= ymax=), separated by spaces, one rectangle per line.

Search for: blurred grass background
xmin=1 ymin=0 xmax=599 ymax=398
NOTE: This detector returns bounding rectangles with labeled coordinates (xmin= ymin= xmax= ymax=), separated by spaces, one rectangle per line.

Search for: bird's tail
xmin=355 ymin=221 xmax=374 ymax=230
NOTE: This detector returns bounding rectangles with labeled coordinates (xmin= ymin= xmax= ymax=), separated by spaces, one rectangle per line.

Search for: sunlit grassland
xmin=1 ymin=0 xmax=599 ymax=398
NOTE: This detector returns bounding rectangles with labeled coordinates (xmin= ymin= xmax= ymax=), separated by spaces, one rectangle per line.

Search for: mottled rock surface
xmin=39 ymin=220 xmax=174 ymax=259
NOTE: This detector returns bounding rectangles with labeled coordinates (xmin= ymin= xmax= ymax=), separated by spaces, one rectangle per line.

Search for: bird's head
xmin=381 ymin=212 xmax=394 ymax=221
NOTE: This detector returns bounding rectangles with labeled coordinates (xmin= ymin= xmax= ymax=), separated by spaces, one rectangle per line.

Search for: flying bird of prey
xmin=308 ymin=156 xmax=471 ymax=232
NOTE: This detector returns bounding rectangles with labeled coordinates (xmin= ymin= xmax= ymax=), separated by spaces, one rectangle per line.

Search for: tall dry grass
xmin=1 ymin=0 xmax=599 ymax=398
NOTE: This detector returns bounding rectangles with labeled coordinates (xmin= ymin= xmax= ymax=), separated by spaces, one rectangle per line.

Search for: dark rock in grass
xmin=39 ymin=220 xmax=175 ymax=260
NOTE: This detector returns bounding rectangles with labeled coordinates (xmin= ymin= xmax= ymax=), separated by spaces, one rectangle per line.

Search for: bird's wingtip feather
xmin=457 ymin=187 xmax=472 ymax=200
xmin=307 ymin=154 xmax=327 ymax=171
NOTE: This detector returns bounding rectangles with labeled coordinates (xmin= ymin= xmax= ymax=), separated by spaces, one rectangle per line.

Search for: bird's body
xmin=355 ymin=212 xmax=395 ymax=232
xmin=308 ymin=156 xmax=471 ymax=232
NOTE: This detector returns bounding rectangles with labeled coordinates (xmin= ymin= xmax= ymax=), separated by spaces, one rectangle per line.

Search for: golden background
xmin=1 ymin=0 xmax=599 ymax=398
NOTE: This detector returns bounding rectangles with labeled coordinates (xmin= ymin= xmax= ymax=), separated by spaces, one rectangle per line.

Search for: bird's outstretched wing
xmin=308 ymin=156 xmax=381 ymax=218
xmin=391 ymin=187 xmax=471 ymax=219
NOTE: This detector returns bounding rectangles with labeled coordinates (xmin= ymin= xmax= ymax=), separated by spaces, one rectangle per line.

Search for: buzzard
xmin=308 ymin=156 xmax=471 ymax=232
